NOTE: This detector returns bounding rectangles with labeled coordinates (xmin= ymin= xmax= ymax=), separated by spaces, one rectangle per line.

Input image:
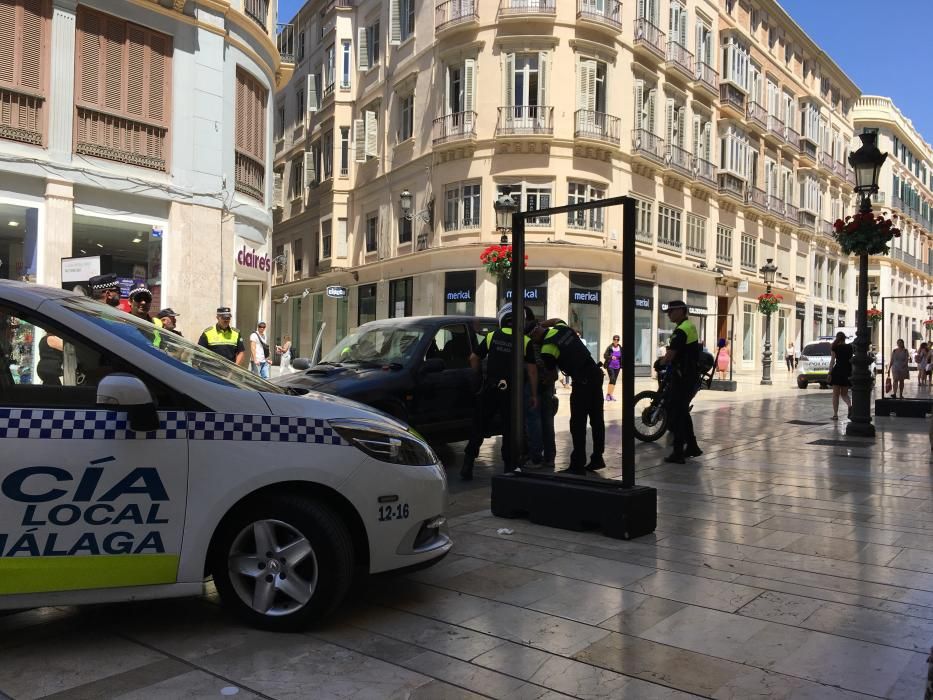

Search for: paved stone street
xmin=2 ymin=381 xmax=932 ymax=700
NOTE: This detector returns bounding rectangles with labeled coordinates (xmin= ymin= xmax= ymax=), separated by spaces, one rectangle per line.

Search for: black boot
xmin=585 ymin=457 xmax=606 ymax=471
xmin=664 ymin=452 xmax=686 ymax=464
xmin=460 ymin=455 xmax=475 ymax=481
xmin=684 ymin=443 xmax=703 ymax=458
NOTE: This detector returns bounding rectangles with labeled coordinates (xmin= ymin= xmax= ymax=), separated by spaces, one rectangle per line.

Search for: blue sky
xmin=276 ymin=0 xmax=933 ymax=145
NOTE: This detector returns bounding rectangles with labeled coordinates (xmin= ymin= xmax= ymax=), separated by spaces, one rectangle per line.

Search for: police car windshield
xmin=323 ymin=325 xmax=425 ymax=366
xmin=59 ymin=297 xmax=284 ymax=393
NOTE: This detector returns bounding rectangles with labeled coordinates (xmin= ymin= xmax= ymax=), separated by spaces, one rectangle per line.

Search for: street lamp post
xmin=846 ymin=133 xmax=887 ymax=439
xmin=494 ymin=188 xmax=516 ymax=245
xmin=760 ymin=258 xmax=778 ymax=385
xmin=870 ymin=285 xmax=880 ymax=350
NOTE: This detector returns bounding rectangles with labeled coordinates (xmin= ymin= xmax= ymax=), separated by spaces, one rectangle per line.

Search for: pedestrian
xmin=602 ymin=335 xmax=621 ymax=401
xmin=461 ymin=303 xmax=538 ymax=480
xmin=88 ymin=273 xmax=121 ymax=308
xmin=917 ymin=343 xmax=929 ymax=387
xmin=888 ymin=338 xmax=910 ymax=399
xmin=127 ymin=284 xmax=161 ymax=326
xmin=277 ymin=334 xmax=293 ymax=374
xmin=655 ymin=300 xmax=702 ymax=464
xmin=717 ymin=339 xmax=731 ymax=380
xmin=250 ymin=321 xmax=271 ymax=379
xmin=156 ymin=308 xmax=182 ymax=335
xmin=828 ymin=331 xmax=853 ymax=420
xmin=198 ymin=307 xmax=246 ymax=365
xmin=535 ymin=319 xmax=605 ymax=474
xmin=786 ymin=342 xmax=796 ymax=371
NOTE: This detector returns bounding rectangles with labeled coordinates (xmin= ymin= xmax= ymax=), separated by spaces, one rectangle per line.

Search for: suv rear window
xmin=803 ymin=342 xmax=831 ymax=356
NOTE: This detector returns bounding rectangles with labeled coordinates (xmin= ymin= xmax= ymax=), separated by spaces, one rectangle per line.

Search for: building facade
xmin=852 ymin=96 xmax=933 ymax=353
xmin=0 ymin=0 xmax=288 ymax=339
xmin=272 ymin=0 xmax=862 ymax=374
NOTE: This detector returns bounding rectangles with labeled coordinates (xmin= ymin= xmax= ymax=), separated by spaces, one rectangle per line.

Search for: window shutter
xmin=703 ymin=122 xmax=711 ymax=161
xmin=637 ymin=0 xmax=645 ymax=20
xmin=389 ymin=0 xmax=401 ymax=44
xmin=537 ymin=51 xmax=548 ymax=108
xmin=19 ymin=0 xmax=45 ymax=92
xmin=273 ymin=171 xmax=283 ymax=208
xmin=503 ymin=53 xmax=514 ymax=107
xmin=676 ymin=106 xmax=685 ymax=147
xmin=692 ymin=115 xmax=701 ymax=156
xmin=585 ymin=61 xmax=596 ymax=112
xmin=364 ymin=110 xmax=377 ymax=157
xmin=353 ymin=117 xmax=365 ymax=162
xmin=634 ymin=79 xmax=644 ymax=131
xmin=665 ymin=99 xmax=674 ymax=145
xmin=102 ymin=16 xmax=125 ymax=113
xmin=463 ymin=58 xmax=475 ymax=122
xmin=357 ymin=27 xmax=368 ymax=69
xmin=307 ymin=73 xmax=318 ymax=113
xmin=304 ymin=150 xmax=315 ymax=185
xmin=76 ymin=8 xmax=103 ymax=107
xmin=646 ymin=89 xmax=655 ymax=135
xmin=575 ymin=61 xmax=586 ymax=111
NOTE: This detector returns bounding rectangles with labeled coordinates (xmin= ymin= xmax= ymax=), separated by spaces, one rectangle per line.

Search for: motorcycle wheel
xmin=633 ymin=390 xmax=668 ymax=442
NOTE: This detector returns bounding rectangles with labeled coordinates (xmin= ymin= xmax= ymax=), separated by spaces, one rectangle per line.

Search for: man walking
xmin=250 ymin=321 xmax=271 ymax=379
xmin=655 ymin=299 xmax=702 ymax=463
xmin=535 ymin=320 xmax=605 ymax=474
xmin=198 ymin=307 xmax=245 ymax=365
xmin=461 ymin=303 xmax=538 ymax=480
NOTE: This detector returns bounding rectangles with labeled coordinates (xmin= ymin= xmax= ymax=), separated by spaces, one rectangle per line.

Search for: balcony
xmin=833 ymin=160 xmax=847 ymax=178
xmin=665 ymin=143 xmax=693 ymax=178
xmin=870 ymin=191 xmax=886 ymax=206
xmin=767 ymin=115 xmax=784 ymax=143
xmin=276 ymin=23 xmax=295 ymax=63
xmin=436 ymin=0 xmax=479 ymax=33
xmin=567 ymin=211 xmax=605 ymax=233
xmin=693 ymin=62 xmax=718 ymax=97
xmin=694 ymin=157 xmax=716 ymax=189
xmin=892 ymin=193 xmax=905 ymax=211
xmin=846 ymin=168 xmax=855 ymax=186
xmin=574 ymin=109 xmax=621 ymax=146
xmin=717 ymin=173 xmax=745 ymax=203
xmin=235 ymin=150 xmax=265 ymax=201
xmin=719 ymin=83 xmax=746 ymax=119
xmin=244 ymin=0 xmax=269 ymax=31
xmin=633 ymin=18 xmax=666 ymax=61
xmin=577 ymin=0 xmax=622 ymax=32
xmin=322 ymin=82 xmax=336 ymax=101
xmin=798 ymin=210 xmax=817 ymax=230
xmin=783 ymin=126 xmax=800 ymax=152
xmin=746 ymin=102 xmax=767 ymax=133
xmin=444 ymin=217 xmax=481 ymax=232
xmin=768 ymin=194 xmax=784 ymax=216
xmin=821 ymin=220 xmax=835 ymax=239
xmin=497 ymin=0 xmax=555 ymax=19
xmin=820 ymin=151 xmax=834 ymax=172
xmin=0 ymin=87 xmax=43 ymax=146
xmin=665 ymin=41 xmax=694 ymax=81
xmin=433 ymin=111 xmax=477 ymax=146
xmin=630 ymin=129 xmax=665 ymax=165
xmin=495 ymin=106 xmax=554 ymax=137
xmin=75 ymin=106 xmax=167 ymax=171
xmin=783 ymin=202 xmax=799 ymax=224
xmin=658 ymin=231 xmax=682 ymax=252
xmin=746 ymin=186 xmax=768 ymax=214
xmin=799 ymin=139 xmax=818 ymax=164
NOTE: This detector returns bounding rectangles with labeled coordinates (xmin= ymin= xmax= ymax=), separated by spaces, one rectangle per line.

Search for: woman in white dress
xmin=277 ymin=335 xmax=293 ymax=375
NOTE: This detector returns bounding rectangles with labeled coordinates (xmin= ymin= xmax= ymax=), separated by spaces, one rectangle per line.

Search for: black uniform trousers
xmin=465 ymin=384 xmax=517 ymax=471
xmin=569 ymin=366 xmax=605 ymax=468
xmin=667 ymin=377 xmax=698 ymax=455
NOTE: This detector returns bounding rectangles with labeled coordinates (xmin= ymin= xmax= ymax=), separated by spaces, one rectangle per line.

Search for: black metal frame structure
xmin=507 ymin=196 xmax=637 ymax=487
xmin=878 ymin=294 xmax=933 ymax=379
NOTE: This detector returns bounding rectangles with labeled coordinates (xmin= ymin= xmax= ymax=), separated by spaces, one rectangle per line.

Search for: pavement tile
xmin=624 ymin=569 xmax=763 ymax=612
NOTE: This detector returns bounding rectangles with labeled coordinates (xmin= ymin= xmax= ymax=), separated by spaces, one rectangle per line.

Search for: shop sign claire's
xmin=236 ymin=246 xmax=271 ymax=274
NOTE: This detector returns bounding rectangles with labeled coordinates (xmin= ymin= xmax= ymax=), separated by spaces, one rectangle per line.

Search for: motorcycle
xmin=633 ymin=339 xmax=723 ymax=443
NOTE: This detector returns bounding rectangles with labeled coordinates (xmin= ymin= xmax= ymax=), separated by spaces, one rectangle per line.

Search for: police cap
xmin=128 ymin=283 xmax=152 ymax=301
xmin=89 ymin=273 xmax=119 ymax=292
xmin=664 ymin=300 xmax=689 ymax=314
xmin=216 ymin=306 xmax=233 ymax=318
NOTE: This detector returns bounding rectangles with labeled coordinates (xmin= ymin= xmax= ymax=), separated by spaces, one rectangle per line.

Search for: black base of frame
xmin=874 ymin=398 xmax=931 ymax=418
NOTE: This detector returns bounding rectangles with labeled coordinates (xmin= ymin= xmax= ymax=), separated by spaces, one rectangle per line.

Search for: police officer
xmin=128 ymin=284 xmax=162 ymax=326
xmin=461 ymin=303 xmax=538 ymax=480
xmin=656 ymin=299 xmax=702 ymax=463
xmin=88 ymin=273 xmax=121 ymax=307
xmin=535 ymin=320 xmax=605 ymax=474
xmin=157 ymin=308 xmax=182 ymax=335
xmin=198 ymin=307 xmax=245 ymax=365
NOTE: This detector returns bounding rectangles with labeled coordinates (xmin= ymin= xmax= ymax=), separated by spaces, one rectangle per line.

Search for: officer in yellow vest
xmin=656 ymin=300 xmax=702 ymax=464
xmin=198 ymin=307 xmax=246 ymax=365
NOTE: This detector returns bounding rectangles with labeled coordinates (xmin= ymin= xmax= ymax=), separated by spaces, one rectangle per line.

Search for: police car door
xmin=411 ymin=324 xmax=475 ymax=431
xmin=0 ymin=305 xmax=187 ymax=598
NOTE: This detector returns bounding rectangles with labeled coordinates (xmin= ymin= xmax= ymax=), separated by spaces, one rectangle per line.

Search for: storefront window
xmin=826 ymin=307 xmax=835 ymax=335
xmin=311 ymin=293 xmax=325 ymax=354
xmin=498 ymin=270 xmax=548 ymax=321
xmin=813 ymin=307 xmax=822 ymax=340
xmin=358 ymin=284 xmax=376 ymax=326
xmin=291 ymin=297 xmax=302 ymax=356
xmin=0 ymin=204 xmax=38 ymax=283
xmin=568 ymin=272 xmax=601 ymax=360
xmin=444 ymin=270 xmax=476 ymax=316
xmin=657 ymin=285 xmax=681 ymax=352
xmin=743 ymin=302 xmax=756 ymax=361
xmin=389 ymin=277 xmax=413 ymax=318
xmin=335 ymin=296 xmax=348 ymax=341
xmin=777 ymin=309 xmax=788 ymax=354
xmin=686 ymin=290 xmax=708 ymax=346
xmin=71 ymin=214 xmax=163 ymax=309
xmin=634 ymin=281 xmax=653 ymax=375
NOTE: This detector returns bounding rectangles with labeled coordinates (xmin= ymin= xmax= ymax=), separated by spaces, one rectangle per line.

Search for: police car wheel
xmin=211 ymin=495 xmax=354 ymax=631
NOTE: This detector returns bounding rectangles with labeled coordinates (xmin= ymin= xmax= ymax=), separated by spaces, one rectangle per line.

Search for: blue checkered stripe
xmin=188 ymin=413 xmax=345 ymax=445
xmin=0 ymin=409 xmax=186 ymax=440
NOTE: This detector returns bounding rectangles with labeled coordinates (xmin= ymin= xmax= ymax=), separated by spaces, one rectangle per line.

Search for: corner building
xmin=0 ymin=0 xmax=289 ymax=335
xmin=272 ymin=0 xmax=862 ymax=375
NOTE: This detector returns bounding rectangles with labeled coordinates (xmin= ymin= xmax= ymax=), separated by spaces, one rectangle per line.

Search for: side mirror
xmin=292 ymin=357 xmax=311 ymax=371
xmin=421 ymin=357 xmax=446 ymax=374
xmin=96 ymin=373 xmax=159 ymax=432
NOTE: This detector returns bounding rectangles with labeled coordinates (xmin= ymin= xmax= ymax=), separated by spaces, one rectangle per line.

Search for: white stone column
xmin=48 ymin=0 xmax=77 ymax=161
xmin=39 ymin=179 xmax=73 ymax=287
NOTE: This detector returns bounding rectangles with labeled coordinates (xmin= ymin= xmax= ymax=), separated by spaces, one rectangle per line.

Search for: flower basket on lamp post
xmin=480 ymin=244 xmax=527 ymax=281
xmin=757 ymin=292 xmax=782 ymax=315
xmin=924 ymin=319 xmax=933 ymax=333
xmin=867 ymin=308 xmax=882 ymax=326
xmin=831 ymin=212 xmax=901 ymax=256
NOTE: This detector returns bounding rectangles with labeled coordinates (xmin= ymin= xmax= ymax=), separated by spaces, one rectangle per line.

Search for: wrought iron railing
xmin=821 ymin=152 xmax=834 ymax=171
xmin=244 ymin=0 xmax=269 ymax=31
xmin=695 ymin=157 xmax=716 ymax=186
xmin=235 ymin=150 xmax=265 ymax=201
xmin=496 ymin=106 xmax=554 ymax=136
xmin=436 ymin=0 xmax=479 ymax=31
xmin=633 ymin=17 xmax=665 ymax=57
xmin=871 ymin=191 xmax=886 ymax=205
xmin=746 ymin=101 xmax=767 ymax=130
xmin=432 ymin=111 xmax=477 ymax=145
xmin=0 ymin=87 xmax=43 ymax=146
xmin=666 ymin=143 xmax=692 ymax=174
xmin=576 ymin=0 xmax=622 ymax=29
xmin=720 ymin=83 xmax=745 ymax=112
xmin=799 ymin=140 xmax=817 ymax=160
xmin=768 ymin=115 xmax=784 ymax=140
xmin=717 ymin=173 xmax=744 ymax=200
xmin=784 ymin=126 xmax=800 ymax=150
xmin=75 ymin=106 xmax=167 ymax=171
xmin=498 ymin=0 xmax=555 ymax=17
xmin=768 ymin=194 xmax=784 ymax=214
xmin=694 ymin=62 xmax=718 ymax=93
xmin=631 ymin=128 xmax=664 ymax=161
xmin=746 ymin=186 xmax=768 ymax=211
xmin=783 ymin=202 xmax=799 ymax=223
xmin=574 ymin=109 xmax=620 ymax=144
xmin=276 ymin=23 xmax=295 ymax=62
xmin=666 ymin=40 xmax=693 ymax=74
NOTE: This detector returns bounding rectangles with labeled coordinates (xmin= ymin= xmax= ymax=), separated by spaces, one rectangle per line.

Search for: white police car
xmin=0 ymin=281 xmax=450 ymax=630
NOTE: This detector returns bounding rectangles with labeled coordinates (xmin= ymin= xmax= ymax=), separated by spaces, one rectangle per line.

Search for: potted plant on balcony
xmin=867 ymin=308 xmax=882 ymax=326
xmin=832 ymin=212 xmax=901 ymax=256
xmin=480 ymin=244 xmax=526 ymax=280
xmin=757 ymin=292 xmax=782 ymax=315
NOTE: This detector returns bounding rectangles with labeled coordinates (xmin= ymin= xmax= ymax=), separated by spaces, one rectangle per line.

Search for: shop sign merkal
xmin=634 ymin=295 xmax=653 ymax=310
xmin=569 ymin=288 xmax=600 ymax=305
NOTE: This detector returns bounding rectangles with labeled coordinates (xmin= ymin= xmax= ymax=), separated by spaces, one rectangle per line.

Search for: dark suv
xmin=272 ymin=316 xmax=497 ymax=442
